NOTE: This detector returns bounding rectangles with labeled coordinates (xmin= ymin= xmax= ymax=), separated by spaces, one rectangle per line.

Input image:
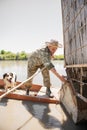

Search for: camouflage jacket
xmin=28 ymin=47 xmax=54 ymax=70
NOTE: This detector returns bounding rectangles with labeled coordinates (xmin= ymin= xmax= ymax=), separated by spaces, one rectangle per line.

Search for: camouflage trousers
xmin=25 ymin=64 xmax=51 ymax=89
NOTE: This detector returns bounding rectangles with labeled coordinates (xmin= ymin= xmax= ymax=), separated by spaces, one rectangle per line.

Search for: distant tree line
xmin=0 ymin=50 xmax=28 ymax=60
xmin=0 ymin=50 xmax=64 ymax=60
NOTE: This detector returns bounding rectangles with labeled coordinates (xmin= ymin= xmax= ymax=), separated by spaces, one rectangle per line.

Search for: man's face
xmin=48 ymin=45 xmax=58 ymax=55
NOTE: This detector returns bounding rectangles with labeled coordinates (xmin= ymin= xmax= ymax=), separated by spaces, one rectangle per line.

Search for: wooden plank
xmin=0 ymin=90 xmax=59 ymax=104
xmin=65 ymin=64 xmax=87 ymax=68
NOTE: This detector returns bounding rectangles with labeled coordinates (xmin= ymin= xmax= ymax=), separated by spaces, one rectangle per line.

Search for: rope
xmin=0 ymin=67 xmax=46 ymax=100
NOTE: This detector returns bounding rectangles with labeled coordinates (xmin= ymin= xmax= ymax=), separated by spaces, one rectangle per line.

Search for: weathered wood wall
xmin=61 ymin=0 xmax=87 ymax=98
xmin=61 ymin=0 xmax=87 ymax=66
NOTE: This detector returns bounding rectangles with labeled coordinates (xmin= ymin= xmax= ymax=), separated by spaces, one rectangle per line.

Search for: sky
xmin=0 ymin=0 xmax=64 ymax=54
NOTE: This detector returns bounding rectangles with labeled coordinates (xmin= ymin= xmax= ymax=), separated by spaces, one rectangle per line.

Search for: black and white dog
xmin=3 ymin=72 xmax=17 ymax=91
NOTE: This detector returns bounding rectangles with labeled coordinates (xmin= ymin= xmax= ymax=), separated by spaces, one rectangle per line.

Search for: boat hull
xmin=60 ymin=82 xmax=87 ymax=124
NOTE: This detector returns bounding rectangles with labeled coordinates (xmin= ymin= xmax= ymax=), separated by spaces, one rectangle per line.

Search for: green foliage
xmin=0 ymin=50 xmax=28 ymax=60
xmin=16 ymin=51 xmax=28 ymax=60
xmin=0 ymin=50 xmax=5 ymax=54
xmin=54 ymin=55 xmax=64 ymax=60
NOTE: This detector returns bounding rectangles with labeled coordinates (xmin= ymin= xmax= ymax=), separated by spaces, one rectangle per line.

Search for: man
xmin=25 ymin=39 xmax=66 ymax=98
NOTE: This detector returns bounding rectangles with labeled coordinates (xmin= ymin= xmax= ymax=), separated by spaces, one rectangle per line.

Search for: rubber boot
xmin=26 ymin=88 xmax=30 ymax=95
xmin=46 ymin=88 xmax=54 ymax=98
xmin=26 ymin=86 xmax=32 ymax=95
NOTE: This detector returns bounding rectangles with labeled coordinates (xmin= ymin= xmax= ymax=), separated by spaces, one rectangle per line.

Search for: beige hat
xmin=45 ymin=39 xmax=62 ymax=48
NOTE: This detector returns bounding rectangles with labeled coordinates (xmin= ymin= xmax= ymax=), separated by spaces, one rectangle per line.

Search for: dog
xmin=3 ymin=72 xmax=17 ymax=92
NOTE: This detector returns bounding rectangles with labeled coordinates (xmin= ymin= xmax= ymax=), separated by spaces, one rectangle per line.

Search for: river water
xmin=0 ymin=60 xmax=87 ymax=130
xmin=0 ymin=60 xmax=66 ymax=88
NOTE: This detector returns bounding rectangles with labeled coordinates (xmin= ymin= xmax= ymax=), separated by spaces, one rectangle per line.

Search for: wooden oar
xmin=0 ymin=67 xmax=45 ymax=100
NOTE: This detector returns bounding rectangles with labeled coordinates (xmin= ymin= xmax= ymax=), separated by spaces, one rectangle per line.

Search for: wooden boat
xmin=61 ymin=0 xmax=87 ymax=124
xmin=0 ymin=79 xmax=59 ymax=104
xmin=60 ymin=82 xmax=87 ymax=124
